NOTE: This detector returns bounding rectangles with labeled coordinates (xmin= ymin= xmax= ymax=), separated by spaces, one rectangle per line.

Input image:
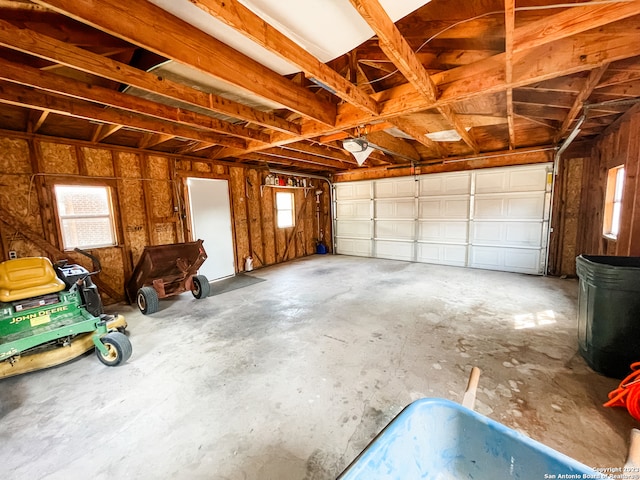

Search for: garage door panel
xmin=475 ymin=165 xmax=548 ymax=194
xmin=336 ymin=238 xmax=372 ymax=257
xmin=474 ymin=194 xmax=545 ymax=220
xmin=374 ymin=178 xmax=416 ymax=198
xmin=375 ymin=199 xmax=416 ymax=219
xmin=419 ymin=172 xmax=471 ymax=196
xmin=419 ymin=197 xmax=469 ymax=219
xmin=471 ymin=221 xmax=543 ymax=247
xmin=418 ymin=221 xmax=468 ymax=243
xmin=376 ymin=220 xmax=415 ymax=240
xmin=417 ymin=243 xmax=467 ymax=266
xmin=335 ymin=220 xmax=371 ymax=238
xmin=334 ymin=163 xmax=551 ymax=275
xmin=335 ymin=182 xmax=372 ymax=200
xmin=336 ymin=200 xmax=371 ymax=220
xmin=375 ymin=240 xmax=414 ymax=261
xmin=470 ymin=246 xmax=542 ymax=274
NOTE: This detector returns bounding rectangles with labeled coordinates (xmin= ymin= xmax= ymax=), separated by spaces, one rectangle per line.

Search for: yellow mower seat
xmin=0 ymin=257 xmax=65 ymax=303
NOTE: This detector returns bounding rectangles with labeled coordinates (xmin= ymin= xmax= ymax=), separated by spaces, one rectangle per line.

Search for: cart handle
xmin=462 ymin=366 xmax=482 ymax=411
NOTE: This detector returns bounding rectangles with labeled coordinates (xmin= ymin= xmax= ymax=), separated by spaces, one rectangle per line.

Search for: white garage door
xmin=334 ymin=163 xmax=553 ymax=275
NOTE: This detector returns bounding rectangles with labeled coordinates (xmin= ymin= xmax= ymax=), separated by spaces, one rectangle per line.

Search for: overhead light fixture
xmin=342 ymin=138 xmax=374 ymax=166
xmin=426 ymin=127 xmax=471 ymax=142
xmin=342 ymin=137 xmax=368 ymax=152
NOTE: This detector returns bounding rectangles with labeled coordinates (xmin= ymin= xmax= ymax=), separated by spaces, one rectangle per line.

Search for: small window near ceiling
xmin=603 ymin=166 xmax=625 ymax=240
xmin=54 ymin=185 xmax=117 ymax=250
xmin=276 ymin=192 xmax=295 ymax=228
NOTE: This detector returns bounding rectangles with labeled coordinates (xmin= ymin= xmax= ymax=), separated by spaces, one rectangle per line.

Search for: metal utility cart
xmin=126 ymin=240 xmax=210 ymax=315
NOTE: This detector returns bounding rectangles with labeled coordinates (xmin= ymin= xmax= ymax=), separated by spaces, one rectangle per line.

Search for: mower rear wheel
xmin=137 ymin=286 xmax=159 ymax=314
xmin=96 ymin=332 xmax=132 ymax=367
xmin=191 ymin=275 xmax=211 ymax=299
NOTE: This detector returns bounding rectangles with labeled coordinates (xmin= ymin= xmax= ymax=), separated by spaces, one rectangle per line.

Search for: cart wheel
xmin=96 ymin=332 xmax=132 ymax=367
xmin=191 ymin=275 xmax=211 ymax=299
xmin=137 ymin=286 xmax=159 ymax=315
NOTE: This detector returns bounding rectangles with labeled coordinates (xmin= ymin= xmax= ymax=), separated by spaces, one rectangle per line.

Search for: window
xmin=603 ymin=166 xmax=625 ymax=239
xmin=54 ymin=185 xmax=117 ymax=250
xmin=276 ymin=192 xmax=295 ymax=228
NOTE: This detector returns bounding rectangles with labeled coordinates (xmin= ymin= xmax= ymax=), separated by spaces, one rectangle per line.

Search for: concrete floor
xmin=0 ymin=255 xmax=634 ymax=479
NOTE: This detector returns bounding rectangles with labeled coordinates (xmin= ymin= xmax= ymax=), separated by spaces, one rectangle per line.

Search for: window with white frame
xmin=54 ymin=185 xmax=117 ymax=250
xmin=276 ymin=192 xmax=295 ymax=228
xmin=603 ymin=166 xmax=625 ymax=239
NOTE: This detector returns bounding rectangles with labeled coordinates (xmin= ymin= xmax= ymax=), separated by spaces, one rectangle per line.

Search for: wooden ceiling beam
xmin=554 ymin=63 xmax=610 ymax=144
xmin=27 ymin=108 xmax=49 ymax=133
xmin=239 ymin=153 xmax=334 ymax=172
xmin=283 ymin=142 xmax=357 ymax=164
xmin=0 ymin=57 xmax=270 ymax=143
xmin=513 ymin=0 xmax=640 ymax=53
xmin=190 ymin=0 xmax=379 ymax=115
xmin=241 ymin=22 xmax=640 ymax=158
xmin=597 ymin=69 xmax=640 ymax=89
xmin=0 ymin=19 xmax=300 ymax=136
xmin=385 ymin=116 xmax=446 ymax=158
xmin=175 ymin=141 xmax=214 ymax=155
xmin=349 ymin=0 xmax=479 ymax=153
xmin=366 ymin=130 xmax=421 ymax=162
xmin=91 ymin=123 xmax=123 ymax=143
xmin=31 ymin=0 xmax=337 ymax=126
xmin=260 ymin=148 xmax=350 ymax=169
xmin=138 ymin=133 xmax=175 ymax=149
xmin=339 ymin=24 xmax=640 ymax=127
xmin=0 ymin=81 xmax=246 ymax=149
xmin=504 ymin=0 xmax=515 ymax=150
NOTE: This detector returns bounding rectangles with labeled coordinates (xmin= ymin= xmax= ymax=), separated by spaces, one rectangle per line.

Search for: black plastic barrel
xmin=576 ymin=255 xmax=640 ymax=378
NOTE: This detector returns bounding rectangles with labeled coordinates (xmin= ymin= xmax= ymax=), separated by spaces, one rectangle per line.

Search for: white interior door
xmin=187 ymin=178 xmax=235 ymax=281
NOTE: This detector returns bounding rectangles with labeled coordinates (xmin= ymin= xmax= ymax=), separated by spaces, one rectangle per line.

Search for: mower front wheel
xmin=137 ymin=286 xmax=159 ymax=314
xmin=96 ymin=332 xmax=132 ymax=367
xmin=191 ymin=275 xmax=211 ymax=299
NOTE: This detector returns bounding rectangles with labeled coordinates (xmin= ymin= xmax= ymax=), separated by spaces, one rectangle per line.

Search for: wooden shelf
xmin=260 ymin=184 xmax=315 ymax=197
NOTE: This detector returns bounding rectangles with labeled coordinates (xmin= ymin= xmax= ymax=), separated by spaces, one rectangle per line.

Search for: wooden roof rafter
xmin=504 ymin=0 xmax=515 ymax=150
xmin=0 ymin=19 xmax=301 ymax=136
xmin=349 ymin=0 xmax=480 ymax=153
xmin=0 ymin=57 xmax=272 ymax=144
xmin=0 ymin=81 xmax=247 ymax=149
xmin=189 ymin=0 xmax=379 ymax=116
xmin=553 ymin=63 xmax=610 ymax=144
xmin=31 ymin=0 xmax=338 ymax=126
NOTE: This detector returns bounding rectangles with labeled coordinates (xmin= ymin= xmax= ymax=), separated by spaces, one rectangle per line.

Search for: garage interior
xmin=1 ymin=0 xmax=640 ymax=478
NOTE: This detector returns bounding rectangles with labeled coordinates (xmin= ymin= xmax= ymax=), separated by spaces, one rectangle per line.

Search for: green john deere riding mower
xmin=0 ymin=251 xmax=132 ymax=379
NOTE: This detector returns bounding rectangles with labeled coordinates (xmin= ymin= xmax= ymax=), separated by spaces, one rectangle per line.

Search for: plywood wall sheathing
xmin=0 ymin=133 xmax=331 ymax=301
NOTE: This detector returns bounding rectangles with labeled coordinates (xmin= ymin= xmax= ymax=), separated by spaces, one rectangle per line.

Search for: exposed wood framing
xmin=190 ymin=0 xmax=379 ymax=115
xmin=554 ymin=64 xmax=610 ymax=144
xmin=91 ymin=123 xmax=123 ymax=143
xmin=0 ymin=81 xmax=247 ymax=149
xmin=0 ymin=57 xmax=270 ymax=143
xmin=504 ymin=0 xmax=515 ymax=149
xmin=349 ymin=0 xmax=479 ymax=152
xmin=32 ymin=0 xmax=337 ymax=126
xmin=27 ymin=109 xmax=49 ymax=133
xmin=0 ymin=19 xmax=300 ymax=136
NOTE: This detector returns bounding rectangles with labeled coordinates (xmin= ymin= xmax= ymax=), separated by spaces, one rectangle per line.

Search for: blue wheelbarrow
xmin=338 ymin=368 xmax=631 ymax=480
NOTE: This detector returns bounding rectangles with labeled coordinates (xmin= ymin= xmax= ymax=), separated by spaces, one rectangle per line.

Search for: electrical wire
xmin=604 ymin=362 xmax=640 ymax=420
xmin=358 ymin=0 xmax=634 ymax=86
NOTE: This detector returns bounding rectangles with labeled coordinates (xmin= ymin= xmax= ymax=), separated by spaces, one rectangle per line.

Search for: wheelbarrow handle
xmin=462 ymin=366 xmax=482 ymax=411
xmin=626 ymin=428 xmax=640 ymax=469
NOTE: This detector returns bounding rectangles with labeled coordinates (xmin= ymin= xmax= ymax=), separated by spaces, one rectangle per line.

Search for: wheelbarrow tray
xmin=338 ymin=398 xmax=605 ymax=480
xmin=126 ymin=240 xmax=207 ymax=303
